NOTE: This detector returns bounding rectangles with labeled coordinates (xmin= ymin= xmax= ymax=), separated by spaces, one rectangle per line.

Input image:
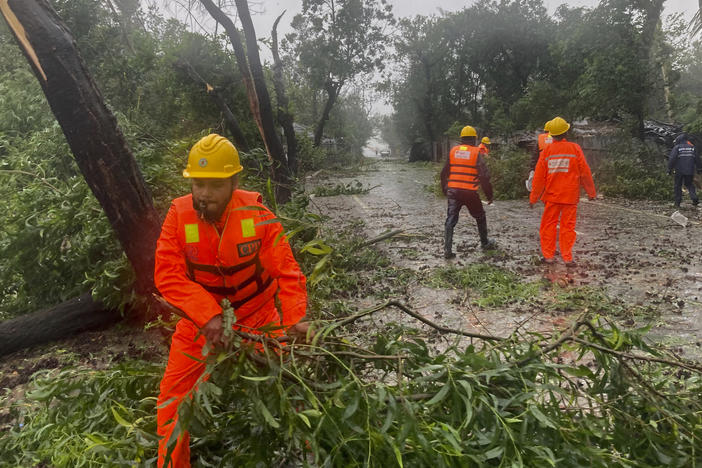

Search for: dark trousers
xmin=444 ymin=189 xmax=487 ymax=253
xmin=674 ymin=174 xmax=698 ymax=205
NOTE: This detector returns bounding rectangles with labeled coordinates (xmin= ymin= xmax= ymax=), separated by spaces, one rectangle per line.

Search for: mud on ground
xmin=308 ymin=158 xmax=702 ymax=359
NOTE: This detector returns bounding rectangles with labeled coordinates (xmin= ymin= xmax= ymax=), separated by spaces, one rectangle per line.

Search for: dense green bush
xmin=0 ymin=113 xmax=192 ymax=319
xmin=486 ymin=145 xmax=531 ymax=200
xmin=594 ymin=138 xmax=670 ymax=200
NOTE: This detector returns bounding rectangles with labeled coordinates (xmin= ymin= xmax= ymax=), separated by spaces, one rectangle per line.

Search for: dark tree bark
xmin=199 ymin=0 xmax=292 ymax=203
xmin=272 ymin=11 xmax=298 ymax=175
xmin=0 ymin=0 xmax=161 ymax=295
xmin=199 ymin=0 xmax=263 ymax=139
xmin=210 ymin=87 xmax=251 ymax=153
xmin=0 ymin=295 xmax=119 ymax=356
xmin=105 ymin=0 xmax=135 ymax=55
xmin=175 ymin=59 xmax=250 ymax=152
xmin=234 ymin=0 xmax=292 ymax=202
xmin=314 ymin=80 xmax=342 ymax=148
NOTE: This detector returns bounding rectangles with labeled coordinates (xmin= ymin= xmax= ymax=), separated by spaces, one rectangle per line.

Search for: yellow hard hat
xmin=544 ymin=120 xmax=552 ymax=132
xmin=548 ymin=117 xmax=570 ymax=136
xmin=460 ymin=125 xmax=477 ymax=137
xmin=183 ymin=134 xmax=243 ymax=178
xmin=481 ymin=136 xmax=491 ymax=145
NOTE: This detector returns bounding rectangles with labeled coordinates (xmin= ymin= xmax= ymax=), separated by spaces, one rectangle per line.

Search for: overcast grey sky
xmin=250 ymin=0 xmax=697 ymax=41
xmin=240 ymin=0 xmax=697 ymax=115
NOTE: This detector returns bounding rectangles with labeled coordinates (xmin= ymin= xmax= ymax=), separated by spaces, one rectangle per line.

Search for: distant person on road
xmin=479 ymin=136 xmax=491 ymax=156
xmin=667 ymin=133 xmax=701 ymax=208
xmin=529 ymin=117 xmax=596 ymax=268
xmin=527 ymin=120 xmax=552 ymax=191
xmin=440 ymin=125 xmax=496 ymax=259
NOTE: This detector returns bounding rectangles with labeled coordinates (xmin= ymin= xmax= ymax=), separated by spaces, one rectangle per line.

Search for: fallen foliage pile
xmin=1 ymin=301 xmax=701 ymax=467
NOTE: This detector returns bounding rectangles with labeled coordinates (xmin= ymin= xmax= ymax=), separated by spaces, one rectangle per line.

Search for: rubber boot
xmin=444 ymin=228 xmax=456 ymax=259
xmin=477 ymin=217 xmax=496 ymax=250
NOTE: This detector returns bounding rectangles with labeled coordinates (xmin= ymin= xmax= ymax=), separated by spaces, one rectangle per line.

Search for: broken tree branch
xmin=333 ymin=300 xmax=505 ymax=341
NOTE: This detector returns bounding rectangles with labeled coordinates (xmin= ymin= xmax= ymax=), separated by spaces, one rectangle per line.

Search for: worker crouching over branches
xmin=441 ymin=125 xmax=497 ymax=259
xmin=529 ymin=117 xmax=596 ymax=267
xmin=153 ymin=134 xmax=310 ymax=467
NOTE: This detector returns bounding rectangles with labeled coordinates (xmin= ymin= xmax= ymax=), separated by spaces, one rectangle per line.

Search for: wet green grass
xmin=426 ymin=263 xmax=541 ymax=307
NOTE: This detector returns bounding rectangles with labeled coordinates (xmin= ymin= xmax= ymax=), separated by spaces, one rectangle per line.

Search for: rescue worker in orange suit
xmin=667 ymin=133 xmax=701 ymax=208
xmin=527 ymin=120 xmax=552 ymax=192
xmin=479 ymin=136 xmax=491 ymax=156
xmin=440 ymin=125 xmax=496 ymax=259
xmin=154 ymin=134 xmax=310 ymax=467
xmin=529 ymin=117 xmax=596 ymax=267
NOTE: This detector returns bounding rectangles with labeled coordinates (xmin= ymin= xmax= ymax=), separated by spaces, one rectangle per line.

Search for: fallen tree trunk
xmin=0 ymin=294 xmax=119 ymax=357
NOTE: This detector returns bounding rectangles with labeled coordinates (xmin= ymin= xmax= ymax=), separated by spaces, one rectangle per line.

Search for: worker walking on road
xmin=529 ymin=117 xmax=596 ymax=267
xmin=154 ymin=134 xmax=310 ymax=467
xmin=668 ymin=133 xmax=701 ymax=208
xmin=441 ymin=125 xmax=496 ymax=259
xmin=479 ymin=136 xmax=491 ymax=156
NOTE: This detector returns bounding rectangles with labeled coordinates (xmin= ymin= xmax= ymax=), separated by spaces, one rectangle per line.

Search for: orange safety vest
xmin=447 ymin=145 xmax=480 ymax=191
xmin=478 ymin=143 xmax=489 ymax=155
xmin=179 ymin=201 xmax=275 ymax=308
xmin=155 ymin=189 xmax=307 ymax=329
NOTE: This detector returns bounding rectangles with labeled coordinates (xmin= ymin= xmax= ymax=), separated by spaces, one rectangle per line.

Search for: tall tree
xmin=392 ymin=16 xmax=448 ymax=156
xmin=692 ymin=1 xmax=702 ymax=37
xmin=287 ymin=0 xmax=394 ymax=147
xmin=199 ymin=0 xmax=293 ymax=202
xmin=272 ymin=11 xmax=299 ymax=175
xmin=0 ymin=0 xmax=161 ymax=295
xmin=571 ymin=0 xmax=664 ymax=136
xmin=391 ymin=1 xmax=553 ymax=147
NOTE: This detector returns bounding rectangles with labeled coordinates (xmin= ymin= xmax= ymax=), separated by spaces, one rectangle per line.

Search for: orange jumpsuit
xmin=529 ymin=139 xmax=596 ymax=262
xmin=154 ymin=189 xmax=307 ymax=467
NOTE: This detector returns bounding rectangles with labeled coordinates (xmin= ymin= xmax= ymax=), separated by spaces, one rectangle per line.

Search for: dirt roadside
xmin=308 ymin=157 xmax=702 ymax=358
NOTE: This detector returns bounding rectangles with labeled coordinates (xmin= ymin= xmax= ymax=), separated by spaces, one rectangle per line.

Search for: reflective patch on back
xmin=454 ymin=150 xmax=472 ymax=159
xmin=548 ymin=158 xmax=571 ymax=173
xmin=680 ymin=148 xmax=695 ymax=157
xmin=184 ymin=223 xmax=200 ymax=243
xmin=241 ymin=218 xmax=256 ymax=238
xmin=548 ymin=158 xmax=570 ymax=169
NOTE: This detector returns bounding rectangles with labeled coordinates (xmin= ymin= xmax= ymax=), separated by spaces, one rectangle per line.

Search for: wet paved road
xmin=309 ymin=158 xmax=702 ymax=357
